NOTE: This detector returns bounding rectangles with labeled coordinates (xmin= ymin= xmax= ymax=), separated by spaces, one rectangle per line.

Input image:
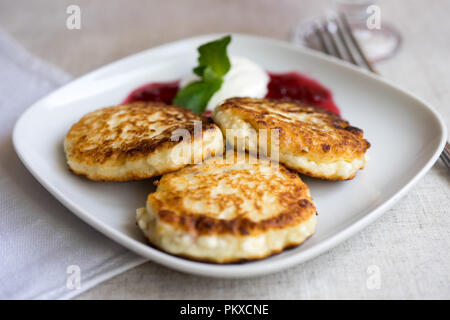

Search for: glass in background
xmin=292 ymin=0 xmax=401 ymax=63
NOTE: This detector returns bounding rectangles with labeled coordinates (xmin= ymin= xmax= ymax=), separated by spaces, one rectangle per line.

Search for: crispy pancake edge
xmin=64 ymin=102 xmax=224 ymax=181
xmin=212 ymin=97 xmax=370 ymax=180
xmin=145 ymin=155 xmax=317 ymax=236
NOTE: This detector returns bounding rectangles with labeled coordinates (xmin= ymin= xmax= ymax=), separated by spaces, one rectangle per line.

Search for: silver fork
xmin=312 ymin=13 xmax=450 ymax=169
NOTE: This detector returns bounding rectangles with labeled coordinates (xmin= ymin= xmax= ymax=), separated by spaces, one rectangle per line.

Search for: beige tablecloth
xmin=0 ymin=30 xmax=146 ymax=299
xmin=1 ymin=0 xmax=448 ymax=299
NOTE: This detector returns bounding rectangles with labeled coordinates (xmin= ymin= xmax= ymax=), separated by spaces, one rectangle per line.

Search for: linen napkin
xmin=0 ymin=29 xmax=146 ymax=300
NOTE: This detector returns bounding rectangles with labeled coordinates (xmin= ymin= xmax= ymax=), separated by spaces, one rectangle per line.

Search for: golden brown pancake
xmin=136 ymin=151 xmax=317 ymax=263
xmin=64 ymin=102 xmax=223 ymax=181
xmin=212 ymin=97 xmax=370 ymax=180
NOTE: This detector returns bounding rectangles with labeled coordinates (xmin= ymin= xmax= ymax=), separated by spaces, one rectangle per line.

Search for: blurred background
xmin=1 ymin=0 xmax=448 ymax=129
xmin=0 ymin=2 xmax=441 ymax=68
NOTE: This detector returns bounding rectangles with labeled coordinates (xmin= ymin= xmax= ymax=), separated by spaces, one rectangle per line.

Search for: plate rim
xmin=12 ymin=33 xmax=448 ymax=278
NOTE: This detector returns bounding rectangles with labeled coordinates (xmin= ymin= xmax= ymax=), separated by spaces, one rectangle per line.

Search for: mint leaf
xmin=193 ymin=65 xmax=206 ymax=77
xmin=173 ymin=78 xmax=222 ymax=114
xmin=197 ymin=35 xmax=231 ymax=77
xmin=173 ymin=35 xmax=231 ymax=114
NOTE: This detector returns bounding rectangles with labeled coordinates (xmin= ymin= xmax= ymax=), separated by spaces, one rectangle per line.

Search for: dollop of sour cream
xmin=180 ymin=56 xmax=269 ymax=111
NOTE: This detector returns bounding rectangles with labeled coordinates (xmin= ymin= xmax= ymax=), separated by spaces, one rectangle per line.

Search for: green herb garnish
xmin=173 ymin=35 xmax=231 ymax=114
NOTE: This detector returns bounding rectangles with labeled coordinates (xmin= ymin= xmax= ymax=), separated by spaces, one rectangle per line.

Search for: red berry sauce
xmin=265 ymin=72 xmax=339 ymax=114
xmin=123 ymin=80 xmax=180 ymax=105
xmin=122 ymin=72 xmax=340 ymax=114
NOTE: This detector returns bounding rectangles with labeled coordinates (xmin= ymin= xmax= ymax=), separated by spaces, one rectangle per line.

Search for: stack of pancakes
xmin=65 ymin=98 xmax=370 ymax=263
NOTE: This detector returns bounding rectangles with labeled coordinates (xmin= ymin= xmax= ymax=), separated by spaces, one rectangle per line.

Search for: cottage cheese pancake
xmin=136 ymin=151 xmax=317 ymax=263
xmin=64 ymin=102 xmax=223 ymax=181
xmin=212 ymin=97 xmax=370 ymax=180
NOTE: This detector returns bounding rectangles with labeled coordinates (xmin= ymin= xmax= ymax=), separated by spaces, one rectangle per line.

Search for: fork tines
xmin=313 ymin=13 xmax=377 ymax=73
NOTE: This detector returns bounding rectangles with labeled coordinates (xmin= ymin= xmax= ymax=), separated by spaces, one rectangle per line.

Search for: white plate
xmin=13 ymin=34 xmax=447 ymax=278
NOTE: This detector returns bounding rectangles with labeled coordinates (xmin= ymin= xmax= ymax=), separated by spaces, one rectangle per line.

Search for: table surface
xmin=1 ymin=0 xmax=449 ymax=299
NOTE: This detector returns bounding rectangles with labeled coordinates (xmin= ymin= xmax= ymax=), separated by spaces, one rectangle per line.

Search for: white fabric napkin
xmin=0 ymin=30 xmax=146 ymax=300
